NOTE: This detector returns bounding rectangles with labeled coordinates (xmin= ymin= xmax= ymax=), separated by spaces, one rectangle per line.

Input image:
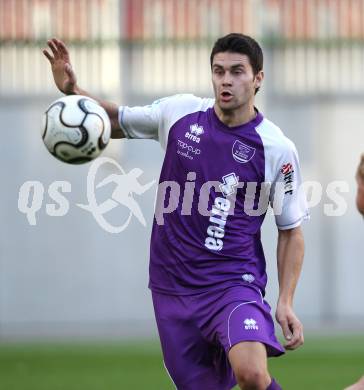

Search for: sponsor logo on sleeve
xmin=281 ymin=163 xmax=294 ymax=195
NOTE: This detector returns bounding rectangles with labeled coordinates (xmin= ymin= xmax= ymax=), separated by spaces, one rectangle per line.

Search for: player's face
xmin=211 ymin=52 xmax=263 ymax=112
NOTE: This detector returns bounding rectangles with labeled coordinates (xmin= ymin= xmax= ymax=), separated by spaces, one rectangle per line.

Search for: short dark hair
xmin=210 ymin=33 xmax=263 ymax=94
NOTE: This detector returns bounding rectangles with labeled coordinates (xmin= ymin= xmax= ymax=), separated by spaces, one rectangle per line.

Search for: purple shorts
xmin=152 ymin=285 xmax=284 ymax=390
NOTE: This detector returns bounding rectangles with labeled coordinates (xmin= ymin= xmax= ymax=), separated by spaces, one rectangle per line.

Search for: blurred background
xmin=0 ymin=0 xmax=363 ymax=389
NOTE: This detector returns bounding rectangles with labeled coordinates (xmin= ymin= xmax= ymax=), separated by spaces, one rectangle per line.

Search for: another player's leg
xmin=228 ymin=341 xmax=281 ymax=390
xmin=344 ymin=376 xmax=364 ymax=390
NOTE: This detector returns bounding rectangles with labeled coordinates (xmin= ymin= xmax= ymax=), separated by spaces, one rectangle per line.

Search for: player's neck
xmin=214 ymin=103 xmax=256 ymax=128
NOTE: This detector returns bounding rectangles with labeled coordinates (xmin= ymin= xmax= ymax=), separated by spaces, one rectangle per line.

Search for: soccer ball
xmin=42 ymin=95 xmax=111 ymax=164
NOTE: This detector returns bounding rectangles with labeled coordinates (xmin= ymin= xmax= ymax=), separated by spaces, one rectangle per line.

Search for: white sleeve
xmin=270 ymin=139 xmax=309 ymax=230
xmin=118 ymin=94 xmax=215 ymax=149
xmin=118 ymin=97 xmax=169 ymax=140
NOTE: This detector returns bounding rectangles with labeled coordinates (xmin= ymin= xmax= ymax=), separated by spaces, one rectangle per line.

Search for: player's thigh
xmin=228 ymin=341 xmax=271 ymax=387
xmin=228 ymin=341 xmax=268 ymax=372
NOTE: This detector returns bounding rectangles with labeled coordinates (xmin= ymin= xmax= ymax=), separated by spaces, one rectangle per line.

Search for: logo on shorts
xmin=232 ymin=140 xmax=256 ymax=163
xmin=244 ymin=318 xmax=259 ymax=330
xmin=242 ymin=273 xmax=255 ymax=283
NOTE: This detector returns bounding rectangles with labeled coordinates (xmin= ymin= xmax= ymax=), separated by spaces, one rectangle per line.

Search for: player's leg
xmin=224 ymin=290 xmax=283 ymax=389
xmin=201 ymin=285 xmax=284 ymax=390
xmin=152 ymin=290 xmax=234 ymax=390
xmin=228 ymin=341 xmax=279 ymax=390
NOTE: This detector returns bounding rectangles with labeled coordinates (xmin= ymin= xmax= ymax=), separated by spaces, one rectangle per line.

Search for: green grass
xmin=0 ymin=336 xmax=363 ymax=390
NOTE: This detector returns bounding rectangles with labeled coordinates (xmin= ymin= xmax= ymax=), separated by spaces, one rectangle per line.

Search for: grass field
xmin=0 ymin=335 xmax=363 ymax=390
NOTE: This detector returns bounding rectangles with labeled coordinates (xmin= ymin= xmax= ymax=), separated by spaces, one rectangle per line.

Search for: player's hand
xmin=275 ymin=302 xmax=304 ymax=350
xmin=43 ymin=38 xmax=78 ymax=95
xmin=356 ymin=154 xmax=364 ymax=185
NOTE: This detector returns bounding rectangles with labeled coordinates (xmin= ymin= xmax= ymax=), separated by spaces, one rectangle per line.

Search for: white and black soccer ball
xmin=42 ymin=95 xmax=111 ymax=164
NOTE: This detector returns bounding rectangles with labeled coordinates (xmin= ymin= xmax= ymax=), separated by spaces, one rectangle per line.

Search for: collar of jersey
xmin=210 ymin=106 xmax=264 ymax=133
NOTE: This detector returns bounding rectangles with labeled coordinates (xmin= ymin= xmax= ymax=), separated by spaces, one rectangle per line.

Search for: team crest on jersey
xmin=232 ymin=140 xmax=256 ymax=163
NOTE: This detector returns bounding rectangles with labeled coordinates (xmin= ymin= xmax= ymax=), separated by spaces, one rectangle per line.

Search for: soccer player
xmin=43 ymin=33 xmax=308 ymax=390
xmin=341 ymin=157 xmax=364 ymax=389
xmin=356 ymin=154 xmax=364 ymax=215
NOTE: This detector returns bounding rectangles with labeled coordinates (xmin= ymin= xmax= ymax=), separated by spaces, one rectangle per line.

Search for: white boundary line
xmin=227 ymin=300 xmax=256 ymax=347
xmin=163 ymin=360 xmax=178 ymax=389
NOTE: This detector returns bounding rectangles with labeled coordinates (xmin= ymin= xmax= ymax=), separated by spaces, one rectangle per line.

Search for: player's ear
xmin=254 ymin=70 xmax=264 ymax=89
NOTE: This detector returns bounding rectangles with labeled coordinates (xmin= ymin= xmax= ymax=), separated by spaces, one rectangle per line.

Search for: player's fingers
xmin=278 ymin=318 xmax=293 ymax=343
xmin=47 ymin=39 xmax=59 ymax=58
xmin=55 ymin=38 xmax=69 ymax=57
xmin=42 ymin=49 xmax=54 ymax=64
xmin=285 ymin=322 xmax=304 ymax=350
xmin=285 ymin=334 xmax=303 ymax=350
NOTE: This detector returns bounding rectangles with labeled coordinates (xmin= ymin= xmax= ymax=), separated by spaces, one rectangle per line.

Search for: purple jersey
xmin=119 ymin=94 xmax=308 ymax=295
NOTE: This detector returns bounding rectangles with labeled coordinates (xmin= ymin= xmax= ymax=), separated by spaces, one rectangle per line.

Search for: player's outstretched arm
xmin=356 ymin=154 xmax=364 ymax=215
xmin=275 ymin=226 xmax=305 ymax=351
xmin=43 ymin=38 xmax=124 ymax=139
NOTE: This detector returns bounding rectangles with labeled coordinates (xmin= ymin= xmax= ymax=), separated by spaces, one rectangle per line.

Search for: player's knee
xmin=234 ymin=366 xmax=270 ymax=390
